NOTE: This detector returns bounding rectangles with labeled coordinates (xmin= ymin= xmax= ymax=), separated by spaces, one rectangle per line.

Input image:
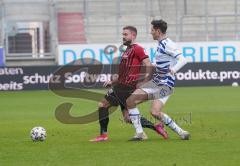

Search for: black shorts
xmin=104 ymin=83 xmax=135 ymax=111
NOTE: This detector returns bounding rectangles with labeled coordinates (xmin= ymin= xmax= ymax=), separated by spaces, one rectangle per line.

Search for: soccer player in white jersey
xmin=126 ymin=19 xmax=190 ymax=140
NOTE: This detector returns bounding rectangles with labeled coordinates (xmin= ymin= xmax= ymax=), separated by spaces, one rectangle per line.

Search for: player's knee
xmin=126 ymin=98 xmax=131 ymax=107
xmin=126 ymin=96 xmax=135 ymax=108
xmin=98 ymin=102 xmax=107 ymax=108
xmin=98 ymin=102 xmax=103 ymax=108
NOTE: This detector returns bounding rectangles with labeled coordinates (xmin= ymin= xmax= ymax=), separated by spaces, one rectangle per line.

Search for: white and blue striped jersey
xmin=152 ymin=38 xmax=182 ymax=89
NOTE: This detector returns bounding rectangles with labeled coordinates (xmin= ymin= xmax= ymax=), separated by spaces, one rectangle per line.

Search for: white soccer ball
xmin=30 ymin=126 xmax=47 ymax=141
xmin=232 ymin=82 xmax=239 ymax=87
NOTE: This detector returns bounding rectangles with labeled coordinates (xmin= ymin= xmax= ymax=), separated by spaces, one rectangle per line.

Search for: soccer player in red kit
xmin=90 ymin=26 xmax=168 ymax=142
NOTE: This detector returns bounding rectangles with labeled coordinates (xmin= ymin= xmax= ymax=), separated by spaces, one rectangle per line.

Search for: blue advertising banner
xmin=58 ymin=42 xmax=240 ymax=65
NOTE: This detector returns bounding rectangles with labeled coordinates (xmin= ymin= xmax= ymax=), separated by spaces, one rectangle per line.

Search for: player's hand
xmin=169 ymin=69 xmax=175 ymax=76
xmin=103 ymin=81 xmax=112 ymax=88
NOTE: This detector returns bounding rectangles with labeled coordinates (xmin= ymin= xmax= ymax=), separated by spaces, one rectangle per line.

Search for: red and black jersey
xmin=118 ymin=44 xmax=148 ymax=87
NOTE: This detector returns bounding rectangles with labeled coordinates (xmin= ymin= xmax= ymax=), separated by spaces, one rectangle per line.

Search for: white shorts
xmin=140 ymin=80 xmax=173 ymax=105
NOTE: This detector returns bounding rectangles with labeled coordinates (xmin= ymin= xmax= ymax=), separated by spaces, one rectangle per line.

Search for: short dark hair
xmin=123 ymin=26 xmax=137 ymax=35
xmin=151 ymin=19 xmax=167 ymax=34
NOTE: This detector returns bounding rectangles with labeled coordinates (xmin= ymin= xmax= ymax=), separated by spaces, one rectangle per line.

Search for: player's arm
xmin=142 ymin=58 xmax=154 ymax=82
xmin=165 ymin=42 xmax=187 ymax=74
xmin=170 ymin=54 xmax=187 ymax=74
xmin=136 ymin=57 xmax=153 ymax=88
xmin=135 ymin=45 xmax=154 ymax=87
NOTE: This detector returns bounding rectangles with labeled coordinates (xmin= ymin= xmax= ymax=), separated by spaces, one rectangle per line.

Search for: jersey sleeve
xmin=165 ymin=42 xmax=182 ymax=58
xmin=135 ymin=45 xmax=149 ymax=61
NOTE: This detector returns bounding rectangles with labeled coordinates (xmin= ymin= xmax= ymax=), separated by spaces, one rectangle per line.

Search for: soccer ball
xmin=232 ymin=82 xmax=239 ymax=87
xmin=30 ymin=126 xmax=47 ymax=141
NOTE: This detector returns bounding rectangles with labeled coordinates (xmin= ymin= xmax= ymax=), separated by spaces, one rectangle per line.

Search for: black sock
xmin=140 ymin=117 xmax=156 ymax=131
xmin=98 ymin=107 xmax=109 ymax=135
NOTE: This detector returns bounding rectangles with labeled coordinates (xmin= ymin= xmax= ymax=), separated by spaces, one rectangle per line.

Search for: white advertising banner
xmin=58 ymin=41 xmax=240 ymax=65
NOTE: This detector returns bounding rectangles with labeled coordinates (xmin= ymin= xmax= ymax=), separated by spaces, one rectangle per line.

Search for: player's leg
xmin=149 ymin=98 xmax=168 ymax=139
xmin=126 ymin=88 xmax=149 ymax=140
xmin=126 ymin=88 xmax=149 ymax=109
xmin=98 ymin=98 xmax=110 ymax=135
xmin=89 ymin=98 xmax=111 ymax=142
xmin=121 ymin=106 xmax=162 ymax=134
xmin=90 ymin=89 xmax=119 ymax=142
xmin=151 ymin=99 xmax=190 ymax=140
xmin=120 ymin=106 xmax=147 ymax=140
xmin=113 ymin=84 xmax=147 ymax=140
xmin=121 ymin=103 xmax=162 ymax=140
xmin=125 ymin=80 xmax=168 ymax=140
xmin=116 ymin=83 xmax=162 ymax=140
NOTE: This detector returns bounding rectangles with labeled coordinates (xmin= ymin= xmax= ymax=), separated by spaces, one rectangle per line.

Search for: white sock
xmin=162 ymin=113 xmax=184 ymax=135
xmin=128 ymin=108 xmax=143 ymax=134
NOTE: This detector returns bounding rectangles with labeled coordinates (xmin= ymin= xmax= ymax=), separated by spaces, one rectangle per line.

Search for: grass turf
xmin=0 ymin=87 xmax=240 ymax=166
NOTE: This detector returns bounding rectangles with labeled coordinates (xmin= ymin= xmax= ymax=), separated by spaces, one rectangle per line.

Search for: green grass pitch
xmin=0 ymin=87 xmax=240 ymax=166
